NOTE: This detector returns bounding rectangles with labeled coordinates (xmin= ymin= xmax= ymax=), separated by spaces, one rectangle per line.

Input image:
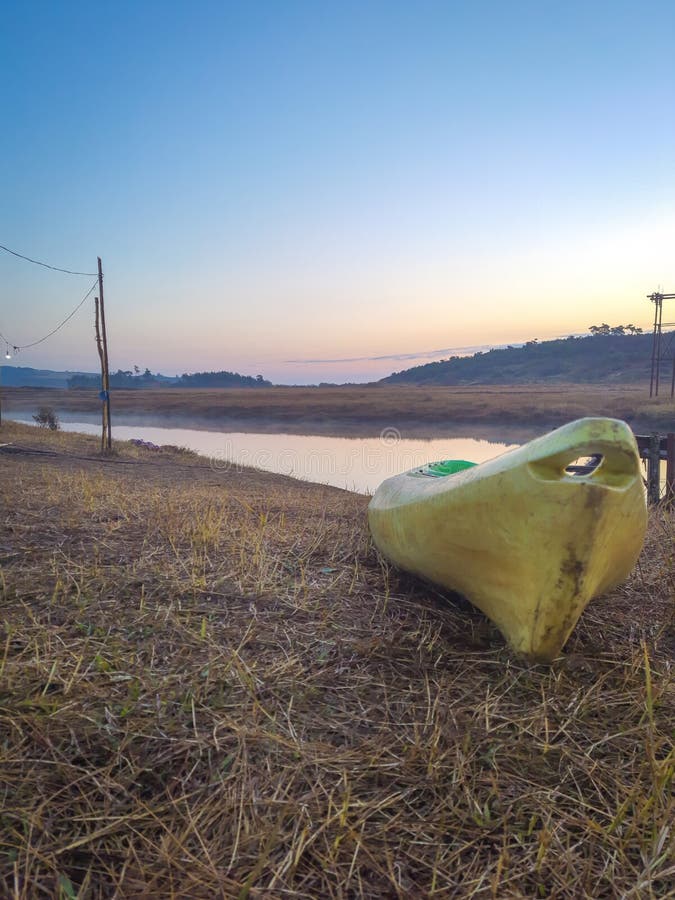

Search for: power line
xmin=1 ymin=278 xmax=98 ymax=352
xmin=0 ymin=243 xmax=97 ymax=276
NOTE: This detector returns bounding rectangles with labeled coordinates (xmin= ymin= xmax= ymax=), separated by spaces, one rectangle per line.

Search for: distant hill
xmin=0 ymin=365 xmax=96 ymax=389
xmin=379 ymin=333 xmax=662 ymax=385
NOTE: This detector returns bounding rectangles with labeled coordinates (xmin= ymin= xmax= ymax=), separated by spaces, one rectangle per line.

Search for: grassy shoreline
xmin=3 ymin=383 xmax=674 ymax=437
xmin=1 ymin=422 xmax=673 ymax=897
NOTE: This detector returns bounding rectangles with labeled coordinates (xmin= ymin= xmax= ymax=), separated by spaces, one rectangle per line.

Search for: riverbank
xmin=0 ymin=422 xmax=673 ymax=897
xmin=3 ymin=383 xmax=672 ymax=437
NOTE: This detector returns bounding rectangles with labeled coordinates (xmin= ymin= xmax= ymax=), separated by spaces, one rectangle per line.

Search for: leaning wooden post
xmin=97 ymin=257 xmax=112 ymax=451
xmin=647 ymin=432 xmax=661 ymax=506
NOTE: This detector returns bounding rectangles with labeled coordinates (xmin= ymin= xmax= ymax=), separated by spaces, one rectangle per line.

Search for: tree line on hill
xmin=67 ymin=368 xmax=171 ymax=389
xmin=67 ymin=369 xmax=272 ymax=389
xmin=173 ymin=371 xmax=272 ymax=388
xmin=588 ymin=323 xmax=643 ymax=336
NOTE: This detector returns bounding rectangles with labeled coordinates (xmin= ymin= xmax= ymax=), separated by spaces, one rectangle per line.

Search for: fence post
xmin=666 ymin=433 xmax=675 ymax=506
xmin=647 ymin=433 xmax=661 ymax=505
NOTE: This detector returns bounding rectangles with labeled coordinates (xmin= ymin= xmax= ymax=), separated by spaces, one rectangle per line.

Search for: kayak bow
xmin=368 ymin=418 xmax=648 ymax=662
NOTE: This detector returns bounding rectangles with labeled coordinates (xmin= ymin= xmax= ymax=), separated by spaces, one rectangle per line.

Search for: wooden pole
xmin=649 ymin=295 xmax=659 ymax=397
xmin=94 ymin=297 xmax=106 ymax=452
xmin=97 ymin=257 xmax=112 ymax=451
xmin=655 ymin=298 xmax=663 ymax=397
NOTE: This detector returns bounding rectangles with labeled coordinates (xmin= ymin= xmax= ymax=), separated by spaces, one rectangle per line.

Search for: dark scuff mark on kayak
xmin=533 ymin=545 xmax=589 ymax=662
xmin=583 ymin=482 xmax=606 ymax=512
xmin=559 ymin=544 xmax=585 ymax=599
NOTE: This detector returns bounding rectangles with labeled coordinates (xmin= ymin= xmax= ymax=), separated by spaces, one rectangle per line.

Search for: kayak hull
xmin=368 ymin=418 xmax=648 ymax=662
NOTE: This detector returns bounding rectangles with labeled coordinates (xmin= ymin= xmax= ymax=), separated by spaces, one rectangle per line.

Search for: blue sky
xmin=2 ymin=1 xmax=674 ymax=383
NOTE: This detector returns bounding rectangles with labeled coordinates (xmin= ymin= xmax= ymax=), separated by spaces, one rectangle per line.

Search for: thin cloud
xmin=285 ymin=344 xmax=508 ymax=365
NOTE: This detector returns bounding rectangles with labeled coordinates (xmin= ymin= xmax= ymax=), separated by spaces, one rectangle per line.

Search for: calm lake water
xmin=9 ymin=417 xmax=518 ymax=494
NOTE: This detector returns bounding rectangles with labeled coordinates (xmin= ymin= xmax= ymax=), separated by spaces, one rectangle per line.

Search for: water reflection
xmin=10 ymin=417 xmax=518 ymax=493
xmin=206 ymin=430 xmax=519 ymax=493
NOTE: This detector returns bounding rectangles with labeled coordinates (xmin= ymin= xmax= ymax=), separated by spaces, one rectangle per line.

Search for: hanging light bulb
xmin=4 ymin=344 xmax=11 ymax=360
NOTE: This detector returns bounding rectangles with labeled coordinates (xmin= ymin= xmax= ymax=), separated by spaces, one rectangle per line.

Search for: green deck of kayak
xmin=420 ymin=459 xmax=477 ymax=477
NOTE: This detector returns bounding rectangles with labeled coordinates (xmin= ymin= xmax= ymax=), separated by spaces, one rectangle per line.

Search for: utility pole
xmin=94 ymin=298 xmax=106 ymax=452
xmin=97 ymin=257 xmax=112 ymax=451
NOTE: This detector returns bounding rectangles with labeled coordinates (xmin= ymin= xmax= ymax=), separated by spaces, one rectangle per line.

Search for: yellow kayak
xmin=368 ymin=418 xmax=647 ymax=662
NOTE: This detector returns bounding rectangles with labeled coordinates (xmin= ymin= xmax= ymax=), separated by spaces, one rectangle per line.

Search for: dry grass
xmin=4 ymin=383 xmax=673 ymax=436
xmin=0 ymin=422 xmax=673 ymax=898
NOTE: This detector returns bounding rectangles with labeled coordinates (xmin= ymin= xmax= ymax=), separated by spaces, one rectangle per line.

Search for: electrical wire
xmin=0 ymin=243 xmax=97 ymax=276
xmin=0 ymin=278 xmax=98 ymax=351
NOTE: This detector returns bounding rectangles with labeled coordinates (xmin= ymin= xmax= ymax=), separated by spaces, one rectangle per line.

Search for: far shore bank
xmin=5 ymin=407 xmax=542 ymax=443
xmin=2 ymin=383 xmax=671 ymax=438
